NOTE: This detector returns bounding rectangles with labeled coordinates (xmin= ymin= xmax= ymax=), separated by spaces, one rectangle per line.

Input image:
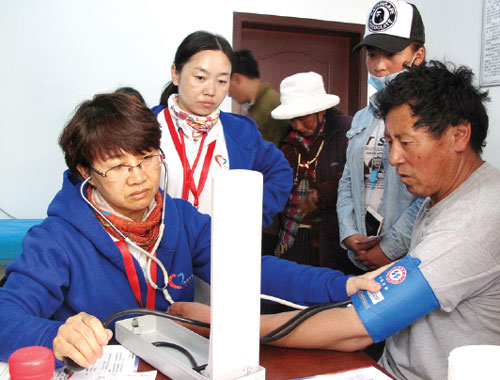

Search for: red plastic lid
xmin=8 ymin=346 xmax=55 ymax=380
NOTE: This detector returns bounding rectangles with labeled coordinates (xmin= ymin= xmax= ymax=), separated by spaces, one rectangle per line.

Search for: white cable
xmin=260 ymin=294 xmax=307 ymax=310
xmin=0 ymin=208 xmax=17 ymax=219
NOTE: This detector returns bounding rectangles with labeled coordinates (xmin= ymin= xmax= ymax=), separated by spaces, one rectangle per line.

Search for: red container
xmin=8 ymin=346 xmax=55 ymax=380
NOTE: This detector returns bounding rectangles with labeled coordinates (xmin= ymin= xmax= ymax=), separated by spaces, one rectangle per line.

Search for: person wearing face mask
xmin=152 ymin=31 xmax=292 ymax=229
xmin=337 ymin=0 xmax=426 ymax=271
xmin=270 ymin=72 xmax=361 ymax=275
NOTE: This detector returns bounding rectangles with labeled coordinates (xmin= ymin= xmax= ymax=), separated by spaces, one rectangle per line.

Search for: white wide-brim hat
xmin=271 ymin=71 xmax=340 ymax=120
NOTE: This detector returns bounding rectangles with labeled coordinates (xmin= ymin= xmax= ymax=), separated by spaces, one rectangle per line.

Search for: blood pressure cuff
xmin=351 ymin=255 xmax=439 ymax=343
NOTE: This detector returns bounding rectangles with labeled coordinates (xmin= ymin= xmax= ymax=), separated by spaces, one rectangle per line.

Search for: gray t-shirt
xmin=380 ymin=162 xmax=500 ymax=380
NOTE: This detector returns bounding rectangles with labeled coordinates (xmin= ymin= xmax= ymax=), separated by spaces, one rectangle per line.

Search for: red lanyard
xmin=116 ymin=240 xmax=157 ymax=309
xmin=164 ymin=110 xmax=216 ymax=207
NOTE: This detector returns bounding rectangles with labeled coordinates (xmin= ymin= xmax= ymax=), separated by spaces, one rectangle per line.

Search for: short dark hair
xmin=59 ymin=93 xmax=161 ymax=179
xmin=115 ymin=86 xmax=146 ymax=105
xmin=159 ymin=30 xmax=233 ymax=105
xmin=232 ymin=49 xmax=260 ymax=78
xmin=376 ymin=61 xmax=489 ymax=153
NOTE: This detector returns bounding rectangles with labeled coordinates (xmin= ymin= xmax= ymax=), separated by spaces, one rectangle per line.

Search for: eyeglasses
xmin=91 ymin=153 xmax=164 ymax=181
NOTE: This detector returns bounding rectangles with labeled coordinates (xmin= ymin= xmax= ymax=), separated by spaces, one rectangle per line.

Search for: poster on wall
xmin=481 ymin=0 xmax=500 ymax=86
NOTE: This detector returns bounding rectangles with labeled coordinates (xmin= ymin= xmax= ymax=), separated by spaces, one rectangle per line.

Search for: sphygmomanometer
xmin=64 ymin=256 xmax=439 ymax=373
xmin=351 ymin=255 xmax=440 ymax=343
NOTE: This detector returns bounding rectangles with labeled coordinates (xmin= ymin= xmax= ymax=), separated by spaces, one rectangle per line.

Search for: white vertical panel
xmin=208 ymin=169 xmax=263 ymax=380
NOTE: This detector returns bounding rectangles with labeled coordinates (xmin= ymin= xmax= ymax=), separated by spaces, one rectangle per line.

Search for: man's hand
xmin=343 ymin=234 xmax=380 ymax=256
xmin=344 ymin=234 xmax=390 ymax=269
xmin=353 ymin=242 xmax=392 ymax=269
xmin=53 ymin=312 xmax=112 ymax=368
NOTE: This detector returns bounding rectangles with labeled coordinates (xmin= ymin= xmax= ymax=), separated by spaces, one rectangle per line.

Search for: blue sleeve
xmin=0 ymin=226 xmax=67 ymax=363
xmin=260 ymin=256 xmax=351 ymax=305
xmin=252 ymin=134 xmax=293 ymax=227
xmin=179 ymin=201 xmax=212 ymax=284
xmin=222 ymin=113 xmax=293 ymax=227
xmin=151 ymin=104 xmax=166 ymax=116
xmin=380 ymin=197 xmax=425 ymax=260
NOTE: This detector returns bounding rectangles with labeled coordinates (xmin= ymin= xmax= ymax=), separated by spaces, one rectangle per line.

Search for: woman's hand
xmin=168 ymin=302 xmax=211 ymax=337
xmin=52 ymin=312 xmax=112 ymax=368
xmin=346 ymin=263 xmax=395 ymax=297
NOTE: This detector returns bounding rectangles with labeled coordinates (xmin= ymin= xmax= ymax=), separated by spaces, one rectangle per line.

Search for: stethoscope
xmin=79 ymin=161 xmax=175 ymax=305
xmin=78 ymin=160 xmax=310 ymax=312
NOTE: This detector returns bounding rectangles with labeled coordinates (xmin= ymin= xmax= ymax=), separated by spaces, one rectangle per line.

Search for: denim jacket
xmin=336 ymin=95 xmax=424 ymax=270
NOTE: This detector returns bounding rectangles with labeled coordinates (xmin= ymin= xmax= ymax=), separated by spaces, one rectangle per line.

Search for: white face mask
xmin=368 ymin=71 xmax=401 ymax=92
xmin=368 ymin=53 xmax=418 ymax=92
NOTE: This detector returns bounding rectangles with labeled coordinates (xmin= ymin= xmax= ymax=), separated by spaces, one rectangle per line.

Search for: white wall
xmin=412 ymin=0 xmax=500 ymax=169
xmin=0 ymin=0 xmax=496 ymax=219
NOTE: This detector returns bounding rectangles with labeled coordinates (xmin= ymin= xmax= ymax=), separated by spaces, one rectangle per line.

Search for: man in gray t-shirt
xmin=171 ymin=62 xmax=500 ymax=380
xmin=379 ymin=162 xmax=500 ymax=380
xmin=257 ymin=61 xmax=500 ymax=380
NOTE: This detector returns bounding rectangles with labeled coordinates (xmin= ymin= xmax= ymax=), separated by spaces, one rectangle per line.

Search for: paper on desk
xmin=0 ymin=364 xmax=9 ymax=380
xmin=296 ymin=366 xmax=393 ymax=380
xmin=55 ymin=370 xmax=157 ymax=380
xmin=0 ymin=345 xmax=156 ymax=380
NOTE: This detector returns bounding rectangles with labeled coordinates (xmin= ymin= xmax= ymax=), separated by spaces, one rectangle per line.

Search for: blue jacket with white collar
xmin=154 ymin=105 xmax=293 ymax=227
xmin=0 ymin=171 xmax=352 ymax=366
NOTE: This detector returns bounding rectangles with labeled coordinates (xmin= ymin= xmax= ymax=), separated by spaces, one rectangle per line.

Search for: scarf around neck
xmin=87 ymin=186 xmax=163 ymax=252
xmin=169 ymin=94 xmax=220 ymax=140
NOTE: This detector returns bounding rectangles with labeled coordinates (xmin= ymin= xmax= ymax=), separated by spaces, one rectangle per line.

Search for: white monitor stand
xmin=115 ymin=169 xmax=265 ymax=380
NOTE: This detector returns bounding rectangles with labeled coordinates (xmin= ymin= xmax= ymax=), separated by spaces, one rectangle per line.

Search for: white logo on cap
xmin=368 ymin=1 xmax=397 ymax=32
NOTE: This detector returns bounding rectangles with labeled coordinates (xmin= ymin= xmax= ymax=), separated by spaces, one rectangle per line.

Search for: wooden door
xmin=233 ymin=12 xmax=367 ymax=117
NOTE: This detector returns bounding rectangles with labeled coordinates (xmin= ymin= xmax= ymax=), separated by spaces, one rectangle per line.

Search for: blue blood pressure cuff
xmin=351 ymin=256 xmax=439 ymax=343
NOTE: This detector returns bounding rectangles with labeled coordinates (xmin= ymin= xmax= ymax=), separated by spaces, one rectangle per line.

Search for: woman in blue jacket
xmin=153 ymin=31 xmax=292 ymax=227
xmin=0 ymin=93 xmax=381 ymax=370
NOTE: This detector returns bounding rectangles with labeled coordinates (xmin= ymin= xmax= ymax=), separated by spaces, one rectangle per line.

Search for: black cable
xmin=101 ymin=308 xmax=210 ymax=329
xmin=261 ymin=302 xmax=334 ymax=339
xmin=151 ymin=341 xmax=207 ymax=373
xmin=65 ymin=301 xmax=350 ymax=374
xmin=64 ymin=308 xmax=210 ymax=374
xmin=152 ymin=341 xmax=200 ymax=369
xmin=262 ymin=301 xmax=351 ymax=343
xmin=261 ymin=300 xmax=352 ymax=343
xmin=193 ymin=363 xmax=208 ymax=372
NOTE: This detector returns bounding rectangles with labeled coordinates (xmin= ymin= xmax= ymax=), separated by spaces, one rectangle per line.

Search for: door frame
xmin=232 ymin=12 xmax=368 ymax=115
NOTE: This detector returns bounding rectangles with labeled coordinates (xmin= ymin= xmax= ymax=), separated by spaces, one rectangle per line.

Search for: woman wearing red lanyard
xmin=0 ymin=92 xmax=381 ymax=370
xmin=153 ymin=31 xmax=293 ymax=226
